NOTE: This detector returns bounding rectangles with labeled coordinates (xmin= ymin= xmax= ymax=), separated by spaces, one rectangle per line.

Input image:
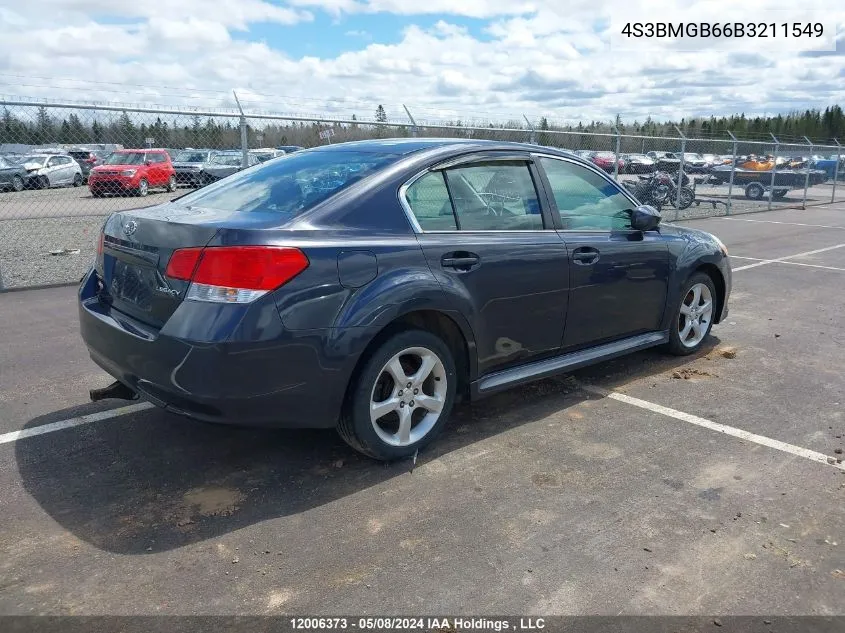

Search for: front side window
xmin=538 ymin=157 xmax=633 ymax=231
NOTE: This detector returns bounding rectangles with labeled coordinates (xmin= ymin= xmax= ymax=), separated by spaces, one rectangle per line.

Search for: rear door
xmin=45 ymin=156 xmax=63 ymax=185
xmin=534 ymin=154 xmax=669 ymax=350
xmin=403 ymin=153 xmax=570 ymax=376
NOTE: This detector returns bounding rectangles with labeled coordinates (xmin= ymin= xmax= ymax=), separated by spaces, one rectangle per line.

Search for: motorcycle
xmin=623 ymin=170 xmax=694 ymax=210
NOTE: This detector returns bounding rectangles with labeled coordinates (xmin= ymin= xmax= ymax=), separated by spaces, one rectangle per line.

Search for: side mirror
xmin=630 ymin=205 xmax=661 ymax=232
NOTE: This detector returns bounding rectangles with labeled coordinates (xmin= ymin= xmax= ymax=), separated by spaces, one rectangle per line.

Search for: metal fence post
xmin=802 ymin=135 xmax=813 ymax=209
xmin=523 ymin=115 xmax=537 ymax=145
xmin=232 ymin=91 xmax=248 ymax=168
xmin=612 ymin=121 xmax=621 ymax=182
xmin=832 ymin=139 xmax=842 ymax=204
xmin=403 ymin=104 xmax=418 ymax=137
xmin=768 ymin=133 xmax=779 ymax=211
xmin=674 ymin=125 xmax=686 ymax=220
xmin=726 ymin=131 xmax=738 ymax=216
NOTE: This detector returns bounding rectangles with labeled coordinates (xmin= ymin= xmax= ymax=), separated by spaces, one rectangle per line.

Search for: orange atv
xmin=738 ymin=156 xmax=776 ymax=171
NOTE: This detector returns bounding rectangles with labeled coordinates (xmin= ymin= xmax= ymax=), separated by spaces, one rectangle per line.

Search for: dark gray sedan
xmin=203 ymin=152 xmax=260 ymax=182
xmin=0 ymin=155 xmax=29 ymax=192
xmin=171 ymin=149 xmax=217 ymax=187
xmin=79 ymin=138 xmax=731 ymax=461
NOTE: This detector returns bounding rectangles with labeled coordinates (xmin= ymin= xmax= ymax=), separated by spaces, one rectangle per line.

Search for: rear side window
xmin=445 ymin=162 xmax=542 ymax=231
xmin=404 ymin=172 xmax=457 ymax=231
xmin=148 ymin=153 xmax=167 ymax=163
xmin=404 ymin=161 xmax=544 ymax=231
xmin=174 ymin=150 xmax=400 ymax=218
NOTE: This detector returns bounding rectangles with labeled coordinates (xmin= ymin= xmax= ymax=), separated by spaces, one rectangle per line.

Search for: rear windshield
xmin=175 ymin=151 xmax=209 ymax=163
xmin=175 ymin=150 xmax=399 ymax=217
xmin=211 ymin=154 xmax=242 ymax=166
xmin=105 ymin=152 xmax=145 ymax=165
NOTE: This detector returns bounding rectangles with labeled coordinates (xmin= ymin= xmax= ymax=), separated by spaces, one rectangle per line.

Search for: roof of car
xmin=306 ymin=137 xmax=578 ymax=158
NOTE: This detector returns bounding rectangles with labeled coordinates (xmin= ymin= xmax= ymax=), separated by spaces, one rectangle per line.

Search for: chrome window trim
xmin=398 ymin=157 xmax=553 ymax=234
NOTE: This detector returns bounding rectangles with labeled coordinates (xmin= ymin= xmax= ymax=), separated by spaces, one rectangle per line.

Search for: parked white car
xmin=18 ymin=154 xmax=84 ymax=189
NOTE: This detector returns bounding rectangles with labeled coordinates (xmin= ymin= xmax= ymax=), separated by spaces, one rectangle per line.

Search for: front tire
xmin=338 ymin=329 xmax=457 ymax=460
xmin=11 ymin=175 xmax=24 ymax=192
xmin=136 ymin=178 xmax=149 ymax=197
xmin=667 ymin=273 xmax=717 ymax=356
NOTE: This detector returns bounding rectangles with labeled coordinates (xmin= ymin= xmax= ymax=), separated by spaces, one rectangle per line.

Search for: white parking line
xmin=580 ymin=384 xmax=845 ymax=471
xmin=0 ymin=402 xmax=153 ymax=445
xmin=720 ymin=217 xmax=845 ymax=230
xmin=730 ymin=256 xmax=845 ymax=273
xmin=732 ymin=243 xmax=845 ymax=271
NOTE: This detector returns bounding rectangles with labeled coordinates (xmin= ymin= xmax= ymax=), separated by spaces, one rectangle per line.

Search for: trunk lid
xmin=98 ymin=204 xmax=221 ymax=328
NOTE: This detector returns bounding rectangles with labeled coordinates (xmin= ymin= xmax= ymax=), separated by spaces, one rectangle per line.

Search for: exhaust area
xmin=89 ymin=381 xmax=139 ymax=402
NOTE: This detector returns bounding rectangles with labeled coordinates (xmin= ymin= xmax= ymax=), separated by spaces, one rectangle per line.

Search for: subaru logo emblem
xmin=123 ymin=220 xmax=137 ymax=237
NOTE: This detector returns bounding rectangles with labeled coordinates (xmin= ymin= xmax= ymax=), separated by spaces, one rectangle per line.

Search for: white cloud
xmin=0 ymin=0 xmax=843 ymax=128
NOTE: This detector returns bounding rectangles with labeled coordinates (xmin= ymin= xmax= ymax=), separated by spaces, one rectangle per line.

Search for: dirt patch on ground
xmin=672 ymin=368 xmax=719 ymax=380
xmin=182 ymin=486 xmax=244 ymax=518
xmin=706 ymin=346 xmax=738 ymax=360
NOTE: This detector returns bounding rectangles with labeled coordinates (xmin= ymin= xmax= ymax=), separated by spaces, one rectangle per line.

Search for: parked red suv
xmin=88 ymin=149 xmax=177 ymax=197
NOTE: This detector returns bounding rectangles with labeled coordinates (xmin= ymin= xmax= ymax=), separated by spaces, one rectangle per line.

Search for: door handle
xmin=441 ymin=252 xmax=480 ymax=271
xmin=572 ymin=247 xmax=600 ymax=265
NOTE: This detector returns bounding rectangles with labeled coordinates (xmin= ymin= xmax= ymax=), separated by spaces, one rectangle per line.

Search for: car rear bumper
xmin=78 ymin=268 xmax=358 ymax=428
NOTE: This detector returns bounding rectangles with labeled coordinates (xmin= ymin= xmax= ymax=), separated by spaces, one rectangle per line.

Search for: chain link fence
xmin=0 ymin=99 xmax=842 ymax=289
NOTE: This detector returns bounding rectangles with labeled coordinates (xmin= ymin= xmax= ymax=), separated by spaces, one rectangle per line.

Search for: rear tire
xmin=745 ymin=182 xmax=764 ymax=200
xmin=338 ymin=329 xmax=457 ymax=461
xmin=666 ymin=272 xmax=717 ymax=356
xmin=166 ymin=175 xmax=177 ymax=192
xmin=73 ymin=173 xmax=83 ymax=187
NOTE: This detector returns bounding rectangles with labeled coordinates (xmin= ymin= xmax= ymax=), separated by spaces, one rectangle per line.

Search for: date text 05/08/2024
xmin=620 ymin=22 xmax=823 ymax=38
xmin=289 ymin=617 xmax=547 ymax=631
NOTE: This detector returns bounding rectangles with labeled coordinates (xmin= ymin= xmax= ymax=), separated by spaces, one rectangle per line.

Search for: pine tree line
xmin=2 ymin=104 xmax=843 ymax=151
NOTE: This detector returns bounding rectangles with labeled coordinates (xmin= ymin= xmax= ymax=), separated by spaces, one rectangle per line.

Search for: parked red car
xmin=88 ymin=149 xmax=176 ymax=197
xmin=589 ymin=151 xmax=623 ymax=173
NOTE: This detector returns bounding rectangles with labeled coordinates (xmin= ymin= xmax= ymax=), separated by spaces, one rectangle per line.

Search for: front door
xmin=403 ymin=156 xmax=570 ymax=376
xmin=534 ymin=155 xmax=669 ymax=350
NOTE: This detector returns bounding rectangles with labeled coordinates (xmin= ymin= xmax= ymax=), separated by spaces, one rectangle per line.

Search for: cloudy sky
xmin=0 ymin=0 xmax=843 ymax=125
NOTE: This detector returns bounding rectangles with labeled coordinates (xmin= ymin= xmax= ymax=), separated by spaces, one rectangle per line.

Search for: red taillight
xmin=96 ymin=231 xmax=104 ymax=257
xmin=165 ymin=247 xmax=203 ymax=280
xmin=166 ymin=246 xmax=309 ymax=294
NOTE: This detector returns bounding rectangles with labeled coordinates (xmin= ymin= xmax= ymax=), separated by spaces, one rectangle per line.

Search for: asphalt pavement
xmin=0 ymin=204 xmax=844 ymax=615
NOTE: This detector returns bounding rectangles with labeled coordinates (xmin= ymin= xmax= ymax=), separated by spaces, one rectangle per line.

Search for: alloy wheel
xmin=369 ymin=346 xmax=448 ymax=447
xmin=678 ymin=283 xmax=713 ymax=348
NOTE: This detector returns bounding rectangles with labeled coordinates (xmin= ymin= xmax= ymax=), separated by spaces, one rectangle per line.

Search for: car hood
xmin=21 ymin=162 xmax=46 ymax=170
